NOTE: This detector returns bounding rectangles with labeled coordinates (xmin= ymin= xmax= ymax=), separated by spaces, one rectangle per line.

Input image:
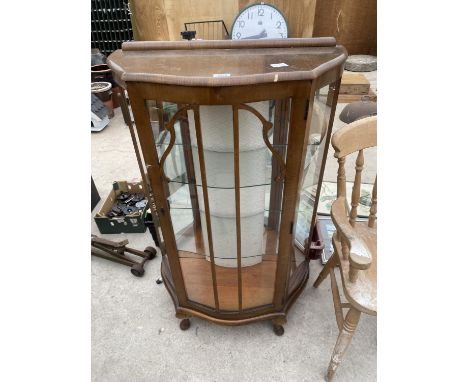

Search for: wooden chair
xmin=313 ymin=116 xmax=377 ymax=381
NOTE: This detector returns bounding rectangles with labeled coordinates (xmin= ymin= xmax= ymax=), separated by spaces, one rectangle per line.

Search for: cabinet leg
xmin=272 ymin=317 xmax=286 ymax=336
xmin=273 ymin=324 xmax=284 ymax=336
xmin=179 ymin=318 xmax=191 ymax=331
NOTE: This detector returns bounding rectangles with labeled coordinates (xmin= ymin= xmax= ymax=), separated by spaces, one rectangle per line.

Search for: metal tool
xmin=91 ymin=235 xmax=156 ymax=277
xmin=117 ymin=192 xmax=130 ymax=201
xmin=106 ymin=191 xmax=148 ymax=219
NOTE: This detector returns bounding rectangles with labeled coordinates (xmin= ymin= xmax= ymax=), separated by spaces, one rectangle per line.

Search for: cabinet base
xmin=161 ymin=254 xmax=310 ymax=329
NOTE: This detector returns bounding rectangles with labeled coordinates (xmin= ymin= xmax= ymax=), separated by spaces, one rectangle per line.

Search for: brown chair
xmin=313 ymin=116 xmax=377 ymax=381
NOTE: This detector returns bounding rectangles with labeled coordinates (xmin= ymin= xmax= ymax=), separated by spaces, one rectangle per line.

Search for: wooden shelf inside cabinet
xmin=178 ymin=252 xmax=277 ymax=311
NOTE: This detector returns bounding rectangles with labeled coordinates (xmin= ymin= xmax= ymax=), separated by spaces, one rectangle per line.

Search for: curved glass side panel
xmin=295 ymin=84 xmax=333 ymax=251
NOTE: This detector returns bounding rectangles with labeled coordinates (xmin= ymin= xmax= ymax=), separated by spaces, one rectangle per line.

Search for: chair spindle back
xmin=332 ymin=116 xmax=377 ymax=265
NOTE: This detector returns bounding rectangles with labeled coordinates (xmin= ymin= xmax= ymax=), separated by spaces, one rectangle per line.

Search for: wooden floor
xmin=179 ymin=252 xmax=277 ymax=310
xmin=175 ymin=221 xmax=306 ymax=310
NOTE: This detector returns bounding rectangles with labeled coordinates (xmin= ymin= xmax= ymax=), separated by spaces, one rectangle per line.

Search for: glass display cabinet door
xmin=108 ymin=38 xmax=347 ymax=333
xmin=149 ymin=99 xmax=291 ymax=311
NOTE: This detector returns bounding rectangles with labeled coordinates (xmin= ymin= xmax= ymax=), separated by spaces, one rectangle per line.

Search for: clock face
xmin=231 ymin=3 xmax=288 ymax=40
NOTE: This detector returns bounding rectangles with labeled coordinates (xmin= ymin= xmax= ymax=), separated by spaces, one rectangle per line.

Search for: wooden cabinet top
xmin=107 ymin=38 xmax=347 ymax=88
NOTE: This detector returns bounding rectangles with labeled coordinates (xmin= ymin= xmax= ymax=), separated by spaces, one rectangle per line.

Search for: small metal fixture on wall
xmin=181 ymin=30 xmax=196 ymax=41
xmin=183 ymin=20 xmax=230 ymax=40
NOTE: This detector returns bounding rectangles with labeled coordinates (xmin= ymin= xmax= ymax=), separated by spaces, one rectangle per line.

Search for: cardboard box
xmin=327 ymin=89 xmax=377 ymax=106
xmin=337 ymin=90 xmax=377 ymax=104
xmin=340 ymin=73 xmax=371 ymax=95
xmin=94 ymin=181 xmax=148 ymax=234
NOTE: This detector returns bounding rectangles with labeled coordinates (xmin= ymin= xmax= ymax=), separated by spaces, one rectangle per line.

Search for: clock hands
xmin=241 ymin=29 xmax=268 ymax=40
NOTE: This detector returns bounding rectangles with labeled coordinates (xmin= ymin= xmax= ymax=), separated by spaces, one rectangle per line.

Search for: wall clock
xmin=231 ymin=3 xmax=288 ymax=40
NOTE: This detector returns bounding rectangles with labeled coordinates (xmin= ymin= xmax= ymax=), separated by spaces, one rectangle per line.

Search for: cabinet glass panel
xmin=294 ymin=84 xmax=334 ymax=250
xmin=147 ymin=99 xmax=291 ymax=310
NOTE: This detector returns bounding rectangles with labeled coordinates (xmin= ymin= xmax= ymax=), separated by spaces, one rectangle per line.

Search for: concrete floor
xmin=91 ymin=70 xmax=377 ymax=382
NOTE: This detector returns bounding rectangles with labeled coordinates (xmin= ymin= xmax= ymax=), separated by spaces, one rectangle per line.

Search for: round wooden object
xmin=144 ymin=246 xmax=157 ymax=260
xmin=339 ymin=98 xmax=377 ymax=124
xmin=130 ymin=264 xmax=144 ymax=277
xmin=344 ymin=55 xmax=377 ymax=72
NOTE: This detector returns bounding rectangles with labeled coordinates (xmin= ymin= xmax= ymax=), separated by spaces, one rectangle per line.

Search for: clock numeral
xmin=279 ymin=32 xmax=284 ymax=38
xmin=248 ymin=12 xmax=253 ymax=19
xmin=276 ymin=21 xmax=282 ymax=29
xmin=236 ymin=32 xmax=241 ymax=39
xmin=258 ymin=8 xmax=264 ymax=16
xmin=238 ymin=20 xmax=245 ymax=28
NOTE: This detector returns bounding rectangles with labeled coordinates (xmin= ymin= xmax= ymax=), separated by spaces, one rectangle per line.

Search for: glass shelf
xmin=165 ymin=184 xmax=314 ymax=214
xmin=166 ymin=177 xmax=282 ymax=189
xmin=156 ymin=144 xmax=321 ymax=189
xmin=155 ymin=136 xmax=322 ymax=152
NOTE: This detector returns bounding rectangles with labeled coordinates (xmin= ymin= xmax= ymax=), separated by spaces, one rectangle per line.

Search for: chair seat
xmin=333 ymin=222 xmax=377 ymax=315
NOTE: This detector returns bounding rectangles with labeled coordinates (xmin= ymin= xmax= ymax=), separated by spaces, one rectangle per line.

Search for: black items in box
xmin=94 ymin=181 xmax=148 ymax=234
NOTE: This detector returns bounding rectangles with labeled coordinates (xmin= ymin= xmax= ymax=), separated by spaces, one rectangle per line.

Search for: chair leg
xmin=313 ymin=252 xmax=337 ymax=288
xmin=326 ymin=307 xmax=361 ymax=381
